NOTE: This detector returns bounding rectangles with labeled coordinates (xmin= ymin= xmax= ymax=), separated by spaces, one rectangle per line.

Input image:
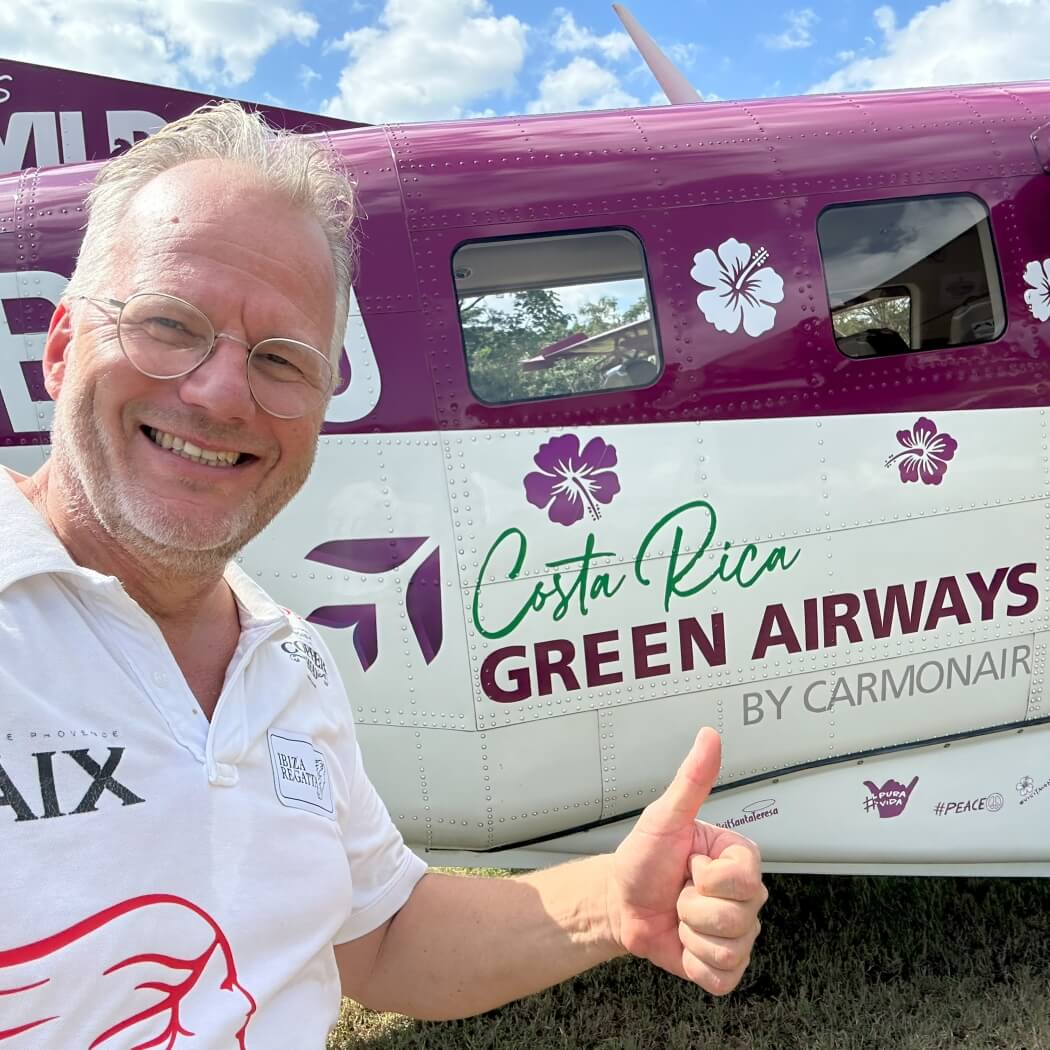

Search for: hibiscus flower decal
xmin=690 ymin=237 xmax=785 ymax=337
xmin=524 ymin=434 xmax=620 ymax=526
xmin=1023 ymin=259 xmax=1050 ymax=322
xmin=885 ymin=417 xmax=958 ymax=485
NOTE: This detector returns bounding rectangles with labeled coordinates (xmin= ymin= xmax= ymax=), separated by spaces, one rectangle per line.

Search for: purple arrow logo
xmin=304 ymin=538 xmax=443 ymax=671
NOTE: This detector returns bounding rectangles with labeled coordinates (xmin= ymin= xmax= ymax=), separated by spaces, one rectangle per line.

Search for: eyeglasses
xmin=77 ymin=292 xmax=334 ymax=420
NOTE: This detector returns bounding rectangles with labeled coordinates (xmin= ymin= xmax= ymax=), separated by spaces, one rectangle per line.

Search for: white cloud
xmin=299 ymin=64 xmax=321 ymax=88
xmin=0 ymin=0 xmax=317 ymax=87
xmin=549 ymin=12 xmax=705 ymax=104
xmin=552 ymin=11 xmax=633 ymax=61
xmin=0 ymin=0 xmax=182 ymax=86
xmin=154 ymin=0 xmax=317 ymax=84
xmin=874 ymin=5 xmax=897 ymax=35
xmin=665 ymin=42 xmax=700 ymax=69
xmin=527 ymin=57 xmax=640 ymax=115
xmin=763 ymin=8 xmax=818 ymax=50
xmin=322 ymin=0 xmax=527 ymax=123
xmin=814 ymin=0 xmax=1050 ymax=93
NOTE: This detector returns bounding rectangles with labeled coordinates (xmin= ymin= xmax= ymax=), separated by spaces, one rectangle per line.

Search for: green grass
xmin=328 ymin=873 xmax=1050 ymax=1050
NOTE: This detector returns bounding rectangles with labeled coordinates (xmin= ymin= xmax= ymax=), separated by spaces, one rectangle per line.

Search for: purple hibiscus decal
xmin=524 ymin=434 xmax=621 ymax=526
xmin=885 ymin=417 xmax=957 ymax=485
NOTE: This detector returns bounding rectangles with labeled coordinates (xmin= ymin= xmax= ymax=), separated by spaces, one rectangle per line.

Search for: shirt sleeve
xmin=289 ymin=618 xmax=427 ymax=944
xmin=332 ymin=737 xmax=428 ymax=944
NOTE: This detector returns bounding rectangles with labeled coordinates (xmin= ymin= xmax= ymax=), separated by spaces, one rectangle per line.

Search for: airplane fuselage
xmin=4 ymin=77 xmax=1050 ymax=873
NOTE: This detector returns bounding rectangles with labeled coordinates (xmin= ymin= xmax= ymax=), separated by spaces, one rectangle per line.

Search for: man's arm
xmin=336 ymin=857 xmax=623 ymax=1020
xmin=335 ymin=728 xmax=765 ymax=1020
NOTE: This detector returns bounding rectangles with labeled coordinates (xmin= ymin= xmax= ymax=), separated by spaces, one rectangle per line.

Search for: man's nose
xmin=177 ymin=337 xmax=256 ymax=422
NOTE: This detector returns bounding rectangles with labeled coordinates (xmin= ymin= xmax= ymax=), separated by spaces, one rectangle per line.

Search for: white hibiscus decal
xmin=690 ymin=238 xmax=785 ymax=337
xmin=1023 ymin=259 xmax=1050 ymax=322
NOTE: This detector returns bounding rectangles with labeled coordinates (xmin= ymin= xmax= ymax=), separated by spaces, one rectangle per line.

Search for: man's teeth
xmin=147 ymin=428 xmax=240 ymax=467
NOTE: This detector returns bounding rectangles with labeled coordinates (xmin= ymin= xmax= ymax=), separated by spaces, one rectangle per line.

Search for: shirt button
xmin=152 ymin=671 xmax=168 ymax=687
xmin=210 ymin=763 xmax=239 ymax=787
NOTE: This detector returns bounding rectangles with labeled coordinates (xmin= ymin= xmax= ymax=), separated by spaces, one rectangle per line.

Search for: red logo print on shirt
xmin=0 ymin=894 xmax=256 ymax=1048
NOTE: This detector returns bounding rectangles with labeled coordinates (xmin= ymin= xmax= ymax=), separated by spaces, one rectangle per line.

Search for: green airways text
xmin=472 ymin=500 xmax=800 ymax=640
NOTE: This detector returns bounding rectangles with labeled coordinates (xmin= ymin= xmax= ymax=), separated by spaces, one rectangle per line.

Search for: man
xmin=0 ymin=104 xmax=766 ymax=1046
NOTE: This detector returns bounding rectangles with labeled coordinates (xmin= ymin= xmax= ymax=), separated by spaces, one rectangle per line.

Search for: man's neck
xmin=17 ymin=462 xmax=235 ymax=631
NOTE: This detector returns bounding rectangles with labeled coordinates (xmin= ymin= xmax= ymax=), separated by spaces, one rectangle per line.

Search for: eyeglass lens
xmin=116 ymin=292 xmax=332 ymax=418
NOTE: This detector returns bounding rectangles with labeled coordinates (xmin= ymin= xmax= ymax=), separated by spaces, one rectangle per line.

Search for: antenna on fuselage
xmin=612 ymin=4 xmax=702 ymax=104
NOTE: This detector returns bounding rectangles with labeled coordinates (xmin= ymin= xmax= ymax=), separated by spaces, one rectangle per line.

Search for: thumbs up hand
xmin=607 ymin=727 xmax=766 ymax=994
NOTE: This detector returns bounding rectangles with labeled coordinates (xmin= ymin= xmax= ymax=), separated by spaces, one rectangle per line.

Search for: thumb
xmin=650 ymin=726 xmax=721 ymax=827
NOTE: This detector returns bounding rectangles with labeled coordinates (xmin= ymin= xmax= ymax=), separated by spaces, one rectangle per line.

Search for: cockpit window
xmin=454 ymin=229 xmax=661 ymax=404
xmin=818 ymin=194 xmax=1005 ymax=359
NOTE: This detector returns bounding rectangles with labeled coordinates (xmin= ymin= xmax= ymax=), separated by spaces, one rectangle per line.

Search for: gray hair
xmin=65 ymin=101 xmax=356 ymax=364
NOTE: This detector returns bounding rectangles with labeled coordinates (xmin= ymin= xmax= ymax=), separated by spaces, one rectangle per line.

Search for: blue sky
xmin=3 ymin=0 xmax=1049 ymax=124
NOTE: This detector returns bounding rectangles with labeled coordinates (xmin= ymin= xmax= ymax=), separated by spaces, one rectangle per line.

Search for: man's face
xmin=46 ymin=159 xmax=337 ymax=572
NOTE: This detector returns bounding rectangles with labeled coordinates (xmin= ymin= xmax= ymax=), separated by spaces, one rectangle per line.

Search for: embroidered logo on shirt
xmin=267 ymin=730 xmax=335 ymax=819
xmin=279 ymin=628 xmax=329 ymax=688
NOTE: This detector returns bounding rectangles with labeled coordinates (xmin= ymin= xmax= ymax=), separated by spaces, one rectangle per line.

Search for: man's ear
xmin=42 ymin=301 xmax=74 ymax=400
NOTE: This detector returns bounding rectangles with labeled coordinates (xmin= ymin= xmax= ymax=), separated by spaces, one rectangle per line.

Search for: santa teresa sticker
xmin=267 ymin=730 xmax=335 ymax=819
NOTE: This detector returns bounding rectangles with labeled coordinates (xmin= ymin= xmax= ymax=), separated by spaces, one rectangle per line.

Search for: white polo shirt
xmin=0 ymin=469 xmax=426 ymax=1047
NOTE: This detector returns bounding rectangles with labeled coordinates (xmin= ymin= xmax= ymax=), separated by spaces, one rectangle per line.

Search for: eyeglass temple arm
xmin=77 ymin=295 xmax=125 ymax=310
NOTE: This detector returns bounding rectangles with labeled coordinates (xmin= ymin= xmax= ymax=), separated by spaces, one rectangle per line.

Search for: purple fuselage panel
xmin=2 ymin=84 xmax=1050 ymax=448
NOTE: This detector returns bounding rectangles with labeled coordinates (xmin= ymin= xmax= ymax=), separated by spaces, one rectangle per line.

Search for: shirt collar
xmin=0 ymin=468 xmax=291 ymax=637
xmin=225 ymin=561 xmax=291 ymax=634
xmin=0 ymin=467 xmax=85 ymax=593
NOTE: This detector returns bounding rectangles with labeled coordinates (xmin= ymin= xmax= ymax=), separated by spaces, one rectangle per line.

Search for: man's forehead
xmin=125 ymin=159 xmax=283 ymax=229
xmin=109 ymin=159 xmax=337 ymax=342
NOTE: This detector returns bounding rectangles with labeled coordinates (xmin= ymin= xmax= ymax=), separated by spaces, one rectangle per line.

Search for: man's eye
xmin=260 ymin=352 xmax=304 ymax=374
xmin=138 ymin=315 xmax=205 ymax=344
xmin=148 ymin=316 xmax=193 ymax=334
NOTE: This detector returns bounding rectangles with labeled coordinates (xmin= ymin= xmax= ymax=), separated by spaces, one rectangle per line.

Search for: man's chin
xmin=106 ymin=502 xmax=259 ymax=574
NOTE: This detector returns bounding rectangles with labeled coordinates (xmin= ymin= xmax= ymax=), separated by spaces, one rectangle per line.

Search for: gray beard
xmin=48 ymin=361 xmax=315 ymax=581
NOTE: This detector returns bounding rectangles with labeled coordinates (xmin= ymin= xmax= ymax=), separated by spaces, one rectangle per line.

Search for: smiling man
xmin=0 ymin=104 xmax=766 ymax=1046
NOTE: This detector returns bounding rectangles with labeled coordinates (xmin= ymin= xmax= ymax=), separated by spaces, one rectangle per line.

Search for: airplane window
xmin=817 ymin=194 xmax=1005 ymax=359
xmin=453 ymin=229 xmax=661 ymax=404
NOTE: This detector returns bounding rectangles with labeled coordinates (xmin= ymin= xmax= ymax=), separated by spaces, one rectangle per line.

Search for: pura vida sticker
xmin=863 ymin=776 xmax=919 ymax=818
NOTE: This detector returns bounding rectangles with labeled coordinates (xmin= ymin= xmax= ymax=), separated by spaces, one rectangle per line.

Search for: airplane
xmin=3 ymin=15 xmax=1050 ymax=878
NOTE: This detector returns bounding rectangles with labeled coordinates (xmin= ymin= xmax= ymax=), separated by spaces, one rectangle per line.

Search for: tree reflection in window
xmin=456 ymin=230 xmax=660 ymax=404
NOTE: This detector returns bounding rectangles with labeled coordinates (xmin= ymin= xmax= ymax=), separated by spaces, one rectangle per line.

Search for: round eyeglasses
xmin=78 ymin=292 xmax=335 ymax=420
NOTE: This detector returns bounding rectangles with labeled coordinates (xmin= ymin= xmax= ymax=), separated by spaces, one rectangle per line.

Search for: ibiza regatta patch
xmin=267 ymin=729 xmax=335 ymax=819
